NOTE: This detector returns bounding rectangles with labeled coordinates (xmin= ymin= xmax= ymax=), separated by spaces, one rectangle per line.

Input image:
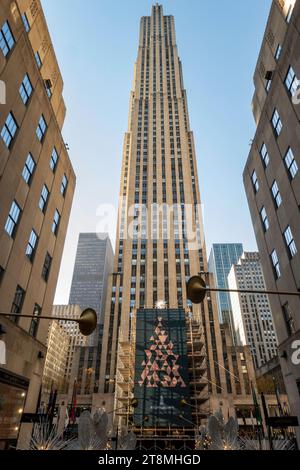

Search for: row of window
xmin=9 ymin=285 xmax=44 ymax=339
xmin=268 ymin=64 xmax=299 ymax=136
xmin=0 ymin=255 xmax=52 ymax=337
xmin=1 ymin=17 xmax=43 ymax=69
xmin=21 ymin=148 xmax=66 ymax=192
xmin=1 ymin=110 xmax=48 ymax=149
xmin=1 ymin=97 xmax=68 ymax=242
xmin=5 ymin=198 xmax=61 ymax=241
xmin=251 ymin=62 xmax=299 ymax=280
xmin=269 ymin=225 xmax=297 ymax=279
xmin=0 ymin=17 xmax=65 ymax=293
xmin=260 ymin=206 xmax=297 ymax=274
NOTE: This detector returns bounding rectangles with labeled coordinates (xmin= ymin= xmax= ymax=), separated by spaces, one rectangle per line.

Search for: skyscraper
xmin=69 ymin=233 xmax=113 ymax=326
xmin=98 ymin=5 xmax=263 ymax=446
xmin=208 ymin=243 xmax=244 ymax=334
xmin=67 ymin=233 xmax=113 ymax=393
xmin=243 ymin=0 xmax=300 ymax=442
xmin=99 ymin=3 xmax=214 ymax=395
xmin=0 ymin=0 xmax=75 ymax=448
xmin=228 ymin=252 xmax=278 ymax=369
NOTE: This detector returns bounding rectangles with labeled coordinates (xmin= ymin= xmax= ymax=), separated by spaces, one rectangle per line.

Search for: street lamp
xmin=186 ymin=275 xmax=300 ymax=304
xmin=0 ymin=308 xmax=97 ymax=336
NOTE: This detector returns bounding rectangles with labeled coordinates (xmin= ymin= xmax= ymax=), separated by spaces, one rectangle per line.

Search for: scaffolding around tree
xmin=114 ymin=308 xmax=211 ymax=449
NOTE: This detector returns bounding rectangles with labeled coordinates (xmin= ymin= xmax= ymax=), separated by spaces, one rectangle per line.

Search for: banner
xmin=133 ymin=309 xmax=192 ymax=428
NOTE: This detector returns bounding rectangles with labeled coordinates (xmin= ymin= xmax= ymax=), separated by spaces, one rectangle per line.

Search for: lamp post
xmin=0 ymin=308 xmax=97 ymax=336
xmin=0 ymin=308 xmax=96 ymax=444
xmin=186 ymin=276 xmax=300 ymax=446
xmin=186 ymin=275 xmax=300 ymax=304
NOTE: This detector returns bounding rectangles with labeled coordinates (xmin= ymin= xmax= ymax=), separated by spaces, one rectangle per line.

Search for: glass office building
xmin=209 ymin=243 xmax=243 ymax=338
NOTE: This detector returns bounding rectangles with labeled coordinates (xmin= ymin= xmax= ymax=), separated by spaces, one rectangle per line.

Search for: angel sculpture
xmin=68 ymin=409 xmax=109 ymax=450
xmin=197 ymin=409 xmax=239 ymax=450
xmin=68 ymin=410 xmax=137 ymax=450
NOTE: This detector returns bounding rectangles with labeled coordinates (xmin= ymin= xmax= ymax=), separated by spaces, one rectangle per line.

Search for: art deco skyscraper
xmin=98 ymin=5 xmax=274 ymax=441
xmin=99 ymin=4 xmax=214 ymax=393
xmin=99 ymin=6 xmax=262 ymax=437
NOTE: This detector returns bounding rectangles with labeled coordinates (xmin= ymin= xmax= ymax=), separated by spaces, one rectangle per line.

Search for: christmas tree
xmin=139 ymin=316 xmax=186 ymax=388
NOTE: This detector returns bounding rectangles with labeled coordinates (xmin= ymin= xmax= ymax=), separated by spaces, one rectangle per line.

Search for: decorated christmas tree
xmin=139 ymin=316 xmax=186 ymax=388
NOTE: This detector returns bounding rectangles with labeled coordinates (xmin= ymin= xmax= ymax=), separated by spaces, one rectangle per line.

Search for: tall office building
xmin=0 ymin=0 xmax=75 ymax=448
xmin=69 ymin=233 xmax=113 ymax=326
xmin=243 ymin=0 xmax=300 ymax=442
xmin=228 ymin=252 xmax=278 ymax=369
xmin=98 ymin=5 xmax=267 ymax=447
xmin=208 ymin=243 xmax=243 ymax=335
xmin=67 ymin=233 xmax=113 ymax=394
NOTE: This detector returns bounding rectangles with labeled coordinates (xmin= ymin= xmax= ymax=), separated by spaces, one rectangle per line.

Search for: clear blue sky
xmin=41 ymin=0 xmax=272 ymax=304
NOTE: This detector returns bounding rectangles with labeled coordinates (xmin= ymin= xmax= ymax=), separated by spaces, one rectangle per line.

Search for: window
xmin=260 ymin=206 xmax=269 ymax=231
xmin=11 ymin=285 xmax=25 ymax=323
xmin=265 ymin=79 xmax=272 ymax=92
xmin=285 ymin=66 xmax=299 ymax=97
xmin=284 ymin=226 xmax=297 ymax=258
xmin=29 ymin=304 xmax=41 ymax=338
xmin=271 ymin=250 xmax=281 ymax=279
xmin=1 ymin=112 xmax=18 ymax=148
xmin=251 ymin=170 xmax=259 ymax=193
xmin=282 ymin=303 xmax=295 ymax=336
xmin=275 ymin=44 xmax=282 ymax=61
xmin=42 ymin=252 xmax=52 ymax=282
xmin=22 ymin=153 xmax=36 ymax=184
xmin=52 ymin=210 xmax=60 ymax=235
xmin=36 ymin=115 xmax=47 ymax=142
xmin=5 ymin=200 xmax=21 ymax=237
xmin=19 ymin=74 xmax=33 ymax=105
xmin=0 ymin=21 xmax=15 ymax=57
xmin=26 ymin=229 xmax=38 ymax=261
xmin=22 ymin=13 xmax=30 ymax=32
xmin=50 ymin=147 xmax=59 ymax=171
xmin=44 ymin=80 xmax=52 ymax=99
xmin=61 ymin=174 xmax=68 ymax=196
xmin=46 ymin=86 xmax=52 ymax=99
xmin=271 ymin=180 xmax=282 ymax=208
xmin=286 ymin=4 xmax=294 ymax=23
xmin=271 ymin=109 xmax=282 ymax=136
xmin=260 ymin=143 xmax=269 ymax=167
xmin=284 ymin=147 xmax=298 ymax=179
xmin=35 ymin=51 xmax=42 ymax=68
xmin=39 ymin=185 xmax=49 ymax=213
